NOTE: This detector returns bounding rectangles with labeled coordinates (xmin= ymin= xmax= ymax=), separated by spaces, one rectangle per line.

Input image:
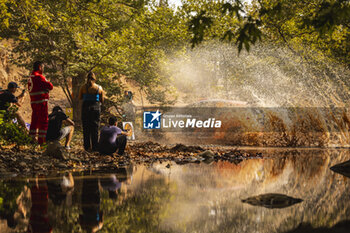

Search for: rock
xmin=43 ymin=141 xmax=67 ymax=160
xmin=202 ymin=158 xmax=214 ymax=164
xmin=19 ymin=162 xmax=27 ymax=167
xmin=105 ymin=156 xmax=113 ymax=163
xmin=166 ymin=163 xmax=171 ymax=168
xmin=330 ymin=159 xmax=350 ymax=178
xmin=170 ymin=144 xmax=204 ymax=153
xmin=69 ymin=157 xmax=80 ymax=162
xmin=199 ymin=150 xmax=215 ymax=159
xmin=187 ymin=157 xmax=199 ymax=162
xmin=56 ymin=163 xmax=67 ymax=168
xmin=198 ymin=151 xmax=215 ymax=164
xmin=175 ymin=160 xmax=189 ymax=165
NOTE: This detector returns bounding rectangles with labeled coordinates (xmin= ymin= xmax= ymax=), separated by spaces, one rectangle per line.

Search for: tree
xmin=253 ymin=0 xmax=350 ymax=68
xmin=186 ymin=0 xmax=350 ymax=63
xmin=0 ymin=0 xmax=188 ymax=121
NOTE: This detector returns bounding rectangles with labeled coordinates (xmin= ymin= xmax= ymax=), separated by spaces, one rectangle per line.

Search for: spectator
xmin=79 ymin=175 xmax=103 ymax=233
xmin=98 ymin=116 xmax=128 ymax=156
xmin=121 ymin=90 xmax=136 ymax=122
xmin=27 ymin=175 xmax=52 ymax=233
xmin=78 ymin=72 xmax=104 ymax=152
xmin=46 ymin=106 xmax=75 ymax=149
xmin=0 ymin=82 xmax=27 ymax=129
xmin=47 ymin=172 xmax=74 ymax=206
xmin=28 ymin=61 xmax=53 ymax=144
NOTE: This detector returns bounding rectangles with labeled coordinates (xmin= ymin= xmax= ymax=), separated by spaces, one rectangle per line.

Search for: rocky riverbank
xmin=0 ymin=141 xmax=263 ymax=176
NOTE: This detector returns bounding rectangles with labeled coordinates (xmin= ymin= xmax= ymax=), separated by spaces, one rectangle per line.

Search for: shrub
xmin=0 ymin=106 xmax=33 ymax=147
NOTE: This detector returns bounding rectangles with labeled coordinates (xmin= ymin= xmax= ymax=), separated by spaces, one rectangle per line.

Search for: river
xmin=0 ymin=148 xmax=349 ymax=233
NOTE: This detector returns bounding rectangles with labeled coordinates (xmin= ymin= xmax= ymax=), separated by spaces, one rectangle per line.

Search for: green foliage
xmin=235 ymin=17 xmax=262 ymax=52
xmin=1 ymin=0 xmax=348 ymax=111
xmin=0 ymin=121 xmax=32 ymax=146
xmin=254 ymin=0 xmax=350 ymax=67
xmin=46 ymin=175 xmax=173 ymax=232
xmin=0 ymin=179 xmax=25 ymax=216
xmin=0 ymin=107 xmax=33 ymax=147
xmin=183 ymin=0 xmax=240 ymax=47
xmin=222 ymin=1 xmax=244 ymax=19
xmin=186 ymin=0 xmax=350 ymax=59
xmin=302 ymin=0 xmax=350 ymax=34
xmin=100 ymin=177 xmax=172 ymax=233
xmin=1 ymin=0 xmax=188 ymax=110
xmin=188 ymin=11 xmax=213 ymax=48
xmin=186 ymin=0 xmax=261 ymax=52
xmin=221 ymin=1 xmax=263 ymax=52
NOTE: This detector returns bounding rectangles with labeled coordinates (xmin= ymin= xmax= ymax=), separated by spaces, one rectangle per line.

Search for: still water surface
xmin=0 ymin=149 xmax=350 ymax=233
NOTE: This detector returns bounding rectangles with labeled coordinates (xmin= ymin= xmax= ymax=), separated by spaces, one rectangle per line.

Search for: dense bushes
xmin=0 ymin=106 xmax=33 ymax=147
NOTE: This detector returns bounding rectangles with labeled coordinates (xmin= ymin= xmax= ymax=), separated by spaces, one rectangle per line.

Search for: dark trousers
xmin=116 ymin=134 xmax=127 ymax=155
xmin=82 ymin=101 xmax=100 ymax=151
xmin=80 ymin=177 xmax=101 ymax=228
xmin=99 ymin=134 xmax=127 ymax=155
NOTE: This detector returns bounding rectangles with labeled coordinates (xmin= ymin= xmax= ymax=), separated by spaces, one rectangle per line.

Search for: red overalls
xmin=28 ymin=182 xmax=52 ymax=233
xmin=28 ymin=70 xmax=53 ymax=144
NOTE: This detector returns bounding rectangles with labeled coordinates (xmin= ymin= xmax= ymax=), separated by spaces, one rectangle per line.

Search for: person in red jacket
xmin=28 ymin=61 xmax=53 ymax=145
xmin=27 ymin=175 xmax=52 ymax=233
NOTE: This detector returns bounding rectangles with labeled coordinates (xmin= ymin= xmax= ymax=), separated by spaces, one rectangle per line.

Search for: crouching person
xmin=0 ymin=82 xmax=27 ymax=130
xmin=44 ymin=106 xmax=74 ymax=158
xmin=98 ymin=116 xmax=128 ymax=156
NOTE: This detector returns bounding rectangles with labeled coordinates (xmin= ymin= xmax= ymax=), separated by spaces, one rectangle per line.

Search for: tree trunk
xmin=72 ymin=72 xmax=85 ymax=124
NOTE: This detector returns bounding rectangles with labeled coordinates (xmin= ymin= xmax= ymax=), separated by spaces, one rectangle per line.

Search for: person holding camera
xmin=46 ymin=106 xmax=75 ymax=150
xmin=0 ymin=81 xmax=27 ymax=130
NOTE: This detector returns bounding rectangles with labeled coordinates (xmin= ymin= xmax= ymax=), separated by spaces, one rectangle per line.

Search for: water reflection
xmin=241 ymin=193 xmax=303 ymax=209
xmin=28 ymin=175 xmax=51 ymax=233
xmin=0 ymin=149 xmax=349 ymax=232
xmin=330 ymin=159 xmax=350 ymax=178
xmin=283 ymin=221 xmax=350 ymax=233
xmin=0 ymin=179 xmax=29 ymax=232
xmin=47 ymin=172 xmax=74 ymax=207
xmin=80 ymin=175 xmax=103 ymax=233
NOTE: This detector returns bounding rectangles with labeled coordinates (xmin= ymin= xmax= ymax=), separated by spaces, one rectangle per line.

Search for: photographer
xmin=46 ymin=106 xmax=75 ymax=150
xmin=0 ymin=82 xmax=27 ymax=130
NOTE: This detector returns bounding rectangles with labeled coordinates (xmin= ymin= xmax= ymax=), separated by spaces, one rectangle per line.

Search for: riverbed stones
xmin=170 ymin=144 xmax=204 ymax=153
xmin=56 ymin=163 xmax=68 ymax=168
xmin=199 ymin=150 xmax=215 ymax=159
xmin=43 ymin=141 xmax=67 ymax=160
xmin=0 ymin=141 xmax=264 ymax=176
